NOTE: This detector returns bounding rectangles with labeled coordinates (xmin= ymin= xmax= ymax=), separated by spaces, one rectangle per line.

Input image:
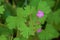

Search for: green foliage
xmin=0 ymin=0 xmax=4 ymax=3
xmin=19 ymin=23 xmax=35 ymax=38
xmin=0 ymin=35 xmax=8 ymax=40
xmin=30 ymin=0 xmax=40 ymax=7
xmin=45 ymin=0 xmax=55 ymax=8
xmin=6 ymin=4 xmax=42 ymax=38
xmin=37 ymin=1 xmax=51 ymax=24
xmin=0 ymin=5 xmax=5 ymax=14
xmin=0 ymin=0 xmax=60 ymax=40
xmin=16 ymin=7 xmax=24 ymax=17
xmin=17 ymin=5 xmax=35 ymax=17
xmin=16 ymin=6 xmax=41 ymax=38
xmin=53 ymin=9 xmax=60 ymax=24
xmin=47 ymin=9 xmax=60 ymax=31
xmin=38 ymin=1 xmax=51 ymax=14
xmin=24 ymin=5 xmax=35 ymax=17
xmin=14 ymin=37 xmax=20 ymax=40
xmin=14 ymin=37 xmax=27 ymax=40
xmin=47 ymin=9 xmax=60 ymax=24
xmin=38 ymin=24 xmax=59 ymax=40
xmin=0 ymin=26 xmax=12 ymax=35
xmin=6 ymin=16 xmax=17 ymax=29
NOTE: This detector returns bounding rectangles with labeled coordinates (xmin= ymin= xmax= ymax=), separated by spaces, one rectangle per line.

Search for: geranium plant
xmin=0 ymin=0 xmax=60 ymax=40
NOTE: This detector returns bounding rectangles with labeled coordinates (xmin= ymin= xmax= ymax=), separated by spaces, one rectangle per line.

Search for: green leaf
xmin=18 ymin=23 xmax=35 ymax=38
xmin=30 ymin=0 xmax=40 ymax=7
xmin=38 ymin=30 xmax=47 ymax=40
xmin=45 ymin=24 xmax=59 ymax=38
xmin=37 ymin=1 xmax=51 ymax=24
xmin=14 ymin=37 xmax=20 ymax=40
xmin=46 ymin=0 xmax=55 ymax=8
xmin=47 ymin=9 xmax=60 ymax=31
xmin=17 ymin=6 xmax=35 ymax=17
xmin=24 ymin=6 xmax=31 ymax=17
xmin=38 ymin=1 xmax=51 ymax=14
xmin=53 ymin=9 xmax=60 ymax=24
xmin=47 ymin=12 xmax=54 ymax=24
xmin=38 ymin=24 xmax=59 ymax=40
xmin=0 ymin=26 xmax=12 ymax=35
xmin=14 ymin=37 xmax=27 ymax=40
xmin=0 ymin=5 xmax=5 ymax=14
xmin=17 ymin=17 xmax=35 ymax=38
xmin=6 ymin=16 xmax=17 ymax=29
xmin=16 ymin=7 xmax=24 ymax=17
xmin=0 ymin=35 xmax=8 ymax=40
xmin=0 ymin=0 xmax=4 ymax=3
xmin=24 ymin=5 xmax=35 ymax=17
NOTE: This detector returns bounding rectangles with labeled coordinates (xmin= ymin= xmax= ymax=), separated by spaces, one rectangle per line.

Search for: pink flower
xmin=36 ymin=10 xmax=44 ymax=18
xmin=37 ymin=28 xmax=42 ymax=33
